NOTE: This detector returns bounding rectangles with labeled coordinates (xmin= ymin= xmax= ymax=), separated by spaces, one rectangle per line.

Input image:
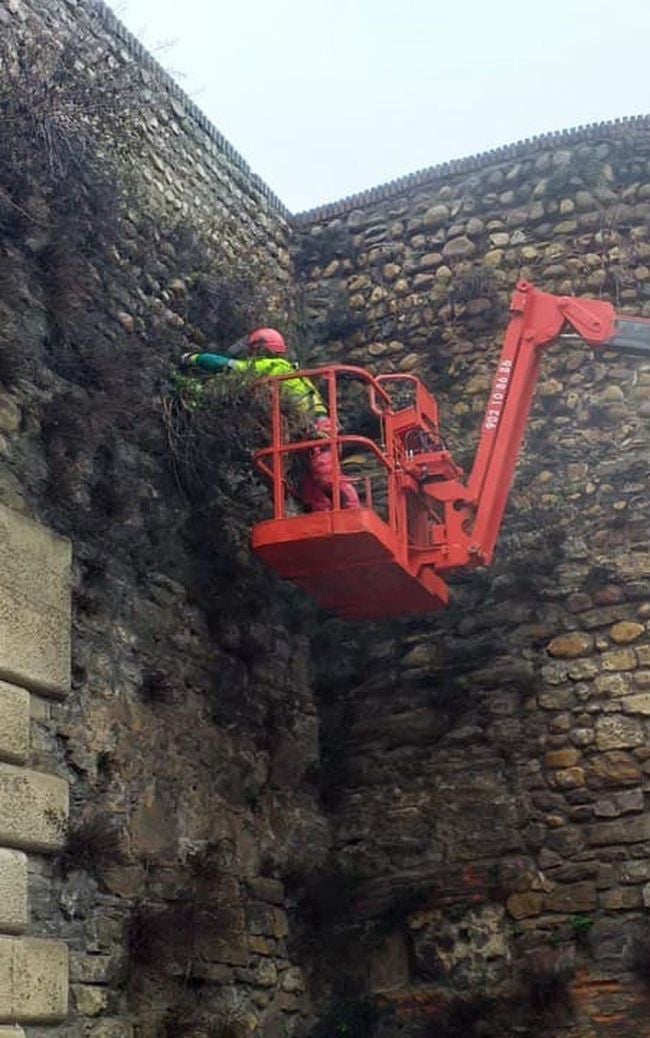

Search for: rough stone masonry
xmin=296 ymin=119 xmax=650 ymax=1035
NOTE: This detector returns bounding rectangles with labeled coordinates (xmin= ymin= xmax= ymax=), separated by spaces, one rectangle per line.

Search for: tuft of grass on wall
xmin=521 ymin=946 xmax=575 ymax=1017
xmin=56 ymin=814 xmax=123 ymax=879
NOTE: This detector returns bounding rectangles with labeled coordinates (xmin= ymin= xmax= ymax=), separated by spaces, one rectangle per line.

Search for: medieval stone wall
xmin=0 ymin=1 xmax=323 ymax=1037
xmin=295 ymin=122 xmax=650 ymax=1036
xmin=1 ymin=0 xmax=650 ymax=1034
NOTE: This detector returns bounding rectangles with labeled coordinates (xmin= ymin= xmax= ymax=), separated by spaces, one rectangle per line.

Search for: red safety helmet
xmin=248 ymin=328 xmax=287 ymax=355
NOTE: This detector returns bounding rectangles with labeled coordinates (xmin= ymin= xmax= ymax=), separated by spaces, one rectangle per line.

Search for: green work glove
xmin=193 ymin=353 xmax=233 ymax=372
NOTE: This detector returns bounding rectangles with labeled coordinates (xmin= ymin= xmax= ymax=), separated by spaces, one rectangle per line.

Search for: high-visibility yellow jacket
xmin=190 ymin=353 xmax=328 ymax=419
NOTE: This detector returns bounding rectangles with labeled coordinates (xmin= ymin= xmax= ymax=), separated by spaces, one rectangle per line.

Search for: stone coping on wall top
xmin=88 ymin=0 xmax=291 ymax=220
xmin=294 ymin=113 xmax=650 ymax=224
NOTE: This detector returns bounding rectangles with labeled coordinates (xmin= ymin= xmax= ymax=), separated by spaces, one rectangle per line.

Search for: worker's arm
xmin=179 ymin=354 xmax=286 ymax=373
xmin=180 ymin=352 xmax=234 ymax=372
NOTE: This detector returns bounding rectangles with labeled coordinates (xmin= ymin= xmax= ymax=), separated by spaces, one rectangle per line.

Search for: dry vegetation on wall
xmin=0 ymin=32 xmax=138 ymax=362
xmin=0 ymin=22 xmax=291 ymax=620
xmin=161 ymin=366 xmax=315 ymax=648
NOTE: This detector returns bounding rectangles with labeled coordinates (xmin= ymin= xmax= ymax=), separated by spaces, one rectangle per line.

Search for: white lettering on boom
xmin=483 ymin=360 xmax=513 ymax=431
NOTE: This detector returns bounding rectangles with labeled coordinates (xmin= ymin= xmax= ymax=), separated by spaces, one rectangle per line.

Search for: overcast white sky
xmin=117 ymin=0 xmax=650 ymax=213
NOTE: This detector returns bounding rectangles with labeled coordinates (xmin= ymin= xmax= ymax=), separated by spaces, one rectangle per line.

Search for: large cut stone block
xmin=0 ymin=937 xmax=68 ymax=1023
xmin=0 ymin=850 xmax=27 ymax=934
xmin=0 ymin=505 xmax=71 ymax=699
xmin=586 ymin=815 xmax=650 ymax=847
xmin=0 ymin=683 xmax=29 ymax=765
xmin=0 ymin=1029 xmax=25 ymax=1037
xmin=0 ymin=763 xmax=68 ymax=852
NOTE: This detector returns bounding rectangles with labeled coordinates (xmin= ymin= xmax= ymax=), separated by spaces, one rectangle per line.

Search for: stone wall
xmin=295 ymin=123 xmax=650 ymax=1035
xmin=3 ymin=0 xmax=293 ymax=296
xmin=2 ymin=0 xmax=650 ymax=1034
xmin=0 ymin=1 xmax=322 ymax=1036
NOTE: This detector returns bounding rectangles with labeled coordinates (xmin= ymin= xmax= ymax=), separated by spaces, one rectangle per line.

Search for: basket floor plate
xmin=252 ymin=508 xmax=449 ymax=620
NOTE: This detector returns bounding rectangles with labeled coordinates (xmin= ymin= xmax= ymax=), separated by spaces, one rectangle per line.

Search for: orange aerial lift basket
xmin=252 ymin=281 xmax=650 ymax=621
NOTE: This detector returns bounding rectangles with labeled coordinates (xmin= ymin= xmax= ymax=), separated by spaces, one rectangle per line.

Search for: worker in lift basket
xmin=180 ymin=328 xmax=360 ymax=512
